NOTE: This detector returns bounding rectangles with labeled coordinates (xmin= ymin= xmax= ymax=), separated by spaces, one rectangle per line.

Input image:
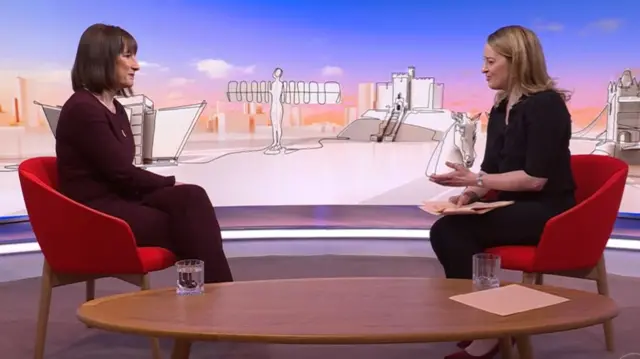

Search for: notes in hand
xmin=419 ymin=200 xmax=514 ymax=216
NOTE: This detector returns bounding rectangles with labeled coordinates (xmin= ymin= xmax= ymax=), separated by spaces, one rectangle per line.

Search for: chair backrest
xmin=572 ymin=155 xmax=627 ymax=204
xmin=22 ymin=156 xmax=59 ymax=189
xmin=18 ymin=157 xmax=144 ymax=274
xmin=534 ymin=154 xmax=628 ymax=271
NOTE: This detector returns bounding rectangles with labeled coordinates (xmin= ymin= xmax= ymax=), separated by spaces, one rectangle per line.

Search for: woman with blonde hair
xmin=429 ymin=25 xmax=576 ymax=358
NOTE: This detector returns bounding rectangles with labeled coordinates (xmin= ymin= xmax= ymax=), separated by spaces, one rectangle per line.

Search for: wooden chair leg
xmin=84 ymin=279 xmax=96 ymax=329
xmin=594 ymin=257 xmax=614 ymax=352
xmin=34 ymin=262 xmax=53 ymax=359
xmin=521 ymin=272 xmax=535 ymax=284
xmin=86 ymin=279 xmax=95 ymax=301
xmin=499 ymin=337 xmax=512 ymax=359
xmin=534 ymin=274 xmax=544 ymax=285
xmin=514 ymin=336 xmax=533 ymax=359
xmin=140 ymin=274 xmax=163 ymax=359
xmin=171 ymin=339 xmax=192 ymax=359
xmin=521 ymin=272 xmax=543 ymax=285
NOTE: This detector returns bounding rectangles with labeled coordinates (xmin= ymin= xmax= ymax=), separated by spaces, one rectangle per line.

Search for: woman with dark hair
xmin=55 ymin=23 xmax=233 ymax=283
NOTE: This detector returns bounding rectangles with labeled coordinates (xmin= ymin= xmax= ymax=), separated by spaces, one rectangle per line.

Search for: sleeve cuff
xmin=480 ymin=165 xmax=495 ymax=174
xmin=164 ymin=175 xmax=176 ymax=187
xmin=524 ymin=167 xmax=547 ymax=179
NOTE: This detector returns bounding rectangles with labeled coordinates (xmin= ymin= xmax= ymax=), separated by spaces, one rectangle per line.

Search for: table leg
xmin=515 ymin=336 xmax=533 ymax=359
xmin=171 ymin=339 xmax=192 ymax=359
xmin=150 ymin=337 xmax=162 ymax=359
xmin=499 ymin=337 xmax=512 ymax=359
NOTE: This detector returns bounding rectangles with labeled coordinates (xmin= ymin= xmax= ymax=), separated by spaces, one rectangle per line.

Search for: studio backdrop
xmin=1 ymin=1 xmax=639 ymax=218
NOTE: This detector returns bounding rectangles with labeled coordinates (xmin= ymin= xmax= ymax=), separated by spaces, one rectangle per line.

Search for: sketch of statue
xmin=266 ymin=67 xmax=285 ymax=154
xmin=226 ymin=67 xmax=342 ymax=154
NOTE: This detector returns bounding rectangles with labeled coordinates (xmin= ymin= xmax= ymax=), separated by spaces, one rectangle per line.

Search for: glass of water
xmin=472 ymin=253 xmax=501 ymax=291
xmin=176 ymin=259 xmax=204 ymax=295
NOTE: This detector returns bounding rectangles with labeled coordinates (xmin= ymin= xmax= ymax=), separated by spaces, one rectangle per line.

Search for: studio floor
xmin=1 ymin=205 xmax=640 ymax=358
xmin=1 ymin=255 xmax=639 ymax=359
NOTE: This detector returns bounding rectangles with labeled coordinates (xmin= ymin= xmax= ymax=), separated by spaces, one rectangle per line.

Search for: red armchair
xmin=486 ymin=154 xmax=628 ymax=352
xmin=19 ymin=157 xmax=175 ymax=359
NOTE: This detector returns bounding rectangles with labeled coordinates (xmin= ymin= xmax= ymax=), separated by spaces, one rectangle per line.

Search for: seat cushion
xmin=137 ymin=247 xmax=176 ymax=272
xmin=486 ymin=246 xmax=536 ymax=272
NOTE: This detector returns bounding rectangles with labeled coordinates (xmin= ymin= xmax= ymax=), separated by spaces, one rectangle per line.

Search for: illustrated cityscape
xmin=0 ymin=67 xmax=639 ymax=162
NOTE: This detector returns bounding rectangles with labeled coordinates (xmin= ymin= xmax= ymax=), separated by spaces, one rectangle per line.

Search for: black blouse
xmin=480 ymin=89 xmax=576 ymax=203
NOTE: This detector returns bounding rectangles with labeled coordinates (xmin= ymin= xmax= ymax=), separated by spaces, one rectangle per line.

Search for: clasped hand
xmin=429 ymin=161 xmax=477 ymax=187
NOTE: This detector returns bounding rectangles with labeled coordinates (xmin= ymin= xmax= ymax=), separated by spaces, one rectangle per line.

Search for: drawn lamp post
xmin=226 ymin=67 xmax=342 ymax=154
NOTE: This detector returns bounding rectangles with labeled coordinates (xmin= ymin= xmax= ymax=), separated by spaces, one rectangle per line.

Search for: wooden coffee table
xmin=77 ymin=277 xmax=618 ymax=359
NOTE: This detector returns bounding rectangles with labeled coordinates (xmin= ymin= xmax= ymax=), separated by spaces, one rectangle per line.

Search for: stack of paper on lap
xmin=419 ymin=200 xmax=514 ymax=215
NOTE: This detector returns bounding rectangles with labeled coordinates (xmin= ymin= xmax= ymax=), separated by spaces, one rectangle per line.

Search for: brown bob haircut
xmin=71 ymin=23 xmax=138 ymax=97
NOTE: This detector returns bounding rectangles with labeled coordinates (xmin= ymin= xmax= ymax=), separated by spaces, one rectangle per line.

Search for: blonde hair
xmin=487 ymin=25 xmax=571 ymax=106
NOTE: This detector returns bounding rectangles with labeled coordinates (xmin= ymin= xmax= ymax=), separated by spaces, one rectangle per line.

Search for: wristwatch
xmin=476 ymin=173 xmax=484 ymax=187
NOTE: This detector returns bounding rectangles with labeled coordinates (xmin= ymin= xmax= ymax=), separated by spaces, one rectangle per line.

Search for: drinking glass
xmin=176 ymin=259 xmax=204 ymax=295
xmin=472 ymin=253 xmax=501 ymax=291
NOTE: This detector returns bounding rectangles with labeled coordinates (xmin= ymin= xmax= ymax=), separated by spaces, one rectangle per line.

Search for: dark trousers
xmin=89 ymin=184 xmax=233 ymax=283
xmin=429 ymin=201 xmax=566 ymax=279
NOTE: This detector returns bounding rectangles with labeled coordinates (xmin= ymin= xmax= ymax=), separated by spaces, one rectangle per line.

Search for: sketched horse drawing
xmin=425 ymin=112 xmax=481 ymax=176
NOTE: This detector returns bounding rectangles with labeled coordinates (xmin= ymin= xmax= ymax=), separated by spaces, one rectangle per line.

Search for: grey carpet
xmin=1 ymin=255 xmax=639 ymax=359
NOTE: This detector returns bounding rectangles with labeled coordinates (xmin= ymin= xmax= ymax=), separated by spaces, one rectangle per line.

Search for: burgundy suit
xmin=55 ymin=90 xmax=233 ymax=283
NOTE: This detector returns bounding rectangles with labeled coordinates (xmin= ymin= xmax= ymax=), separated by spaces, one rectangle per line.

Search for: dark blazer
xmin=55 ymin=90 xmax=175 ymax=204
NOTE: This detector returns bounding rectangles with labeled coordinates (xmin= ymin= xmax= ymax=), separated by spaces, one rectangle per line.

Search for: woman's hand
xmin=429 ymin=162 xmax=478 ymax=187
xmin=448 ymin=191 xmax=479 ymax=207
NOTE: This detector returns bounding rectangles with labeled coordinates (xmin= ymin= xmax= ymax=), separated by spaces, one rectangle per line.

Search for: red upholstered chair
xmin=486 ymin=154 xmax=628 ymax=352
xmin=18 ymin=157 xmax=175 ymax=359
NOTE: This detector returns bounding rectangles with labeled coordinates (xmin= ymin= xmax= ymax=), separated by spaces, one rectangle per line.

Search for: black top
xmin=56 ymin=90 xmax=175 ymax=204
xmin=481 ymin=89 xmax=576 ymax=204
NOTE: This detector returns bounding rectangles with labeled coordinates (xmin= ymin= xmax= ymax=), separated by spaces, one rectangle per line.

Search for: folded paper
xmin=449 ymin=284 xmax=570 ymax=316
xmin=419 ymin=200 xmax=514 ymax=216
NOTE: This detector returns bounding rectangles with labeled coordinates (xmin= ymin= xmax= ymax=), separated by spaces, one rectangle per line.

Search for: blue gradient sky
xmin=0 ymin=0 xmax=638 ymax=108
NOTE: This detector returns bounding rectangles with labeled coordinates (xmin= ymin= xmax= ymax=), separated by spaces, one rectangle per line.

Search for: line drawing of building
xmin=607 ymin=69 xmax=640 ymax=148
xmin=339 ymin=66 xmax=452 ymax=143
xmin=572 ymin=69 xmax=640 ymax=159
xmin=372 ymin=66 xmax=444 ymax=113
xmin=16 ymin=77 xmax=39 ymax=128
xmin=34 ymin=95 xmax=206 ymax=166
xmin=339 ymin=66 xmax=479 ymax=176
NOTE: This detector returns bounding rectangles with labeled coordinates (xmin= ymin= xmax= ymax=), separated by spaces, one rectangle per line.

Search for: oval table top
xmin=77 ymin=277 xmax=618 ymax=344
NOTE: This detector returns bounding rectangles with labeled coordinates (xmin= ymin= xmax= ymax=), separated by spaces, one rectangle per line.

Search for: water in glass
xmin=176 ymin=259 xmax=204 ymax=295
xmin=472 ymin=253 xmax=501 ymax=291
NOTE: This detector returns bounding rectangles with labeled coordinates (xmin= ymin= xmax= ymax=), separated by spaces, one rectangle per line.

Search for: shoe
xmin=445 ymin=337 xmax=517 ymax=359
xmin=444 ymin=346 xmax=499 ymax=359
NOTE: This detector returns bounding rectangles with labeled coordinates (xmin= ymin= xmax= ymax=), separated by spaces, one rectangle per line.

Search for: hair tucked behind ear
xmin=487 ymin=25 xmax=572 ymax=106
